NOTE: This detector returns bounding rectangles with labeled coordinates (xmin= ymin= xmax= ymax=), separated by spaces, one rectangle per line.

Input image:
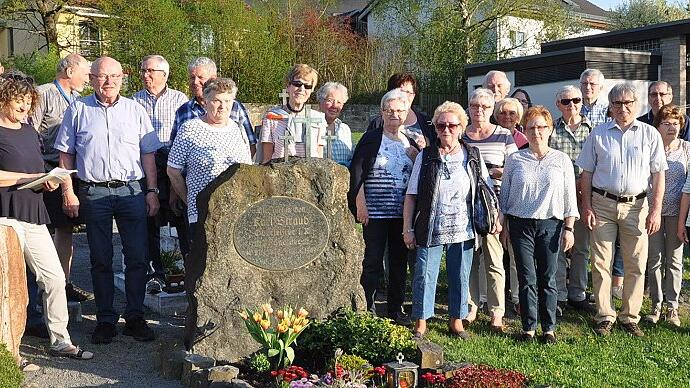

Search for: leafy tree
xmin=0 ymin=0 xmax=77 ymax=51
xmin=96 ymin=0 xmax=193 ymax=94
xmin=373 ymin=0 xmax=584 ymax=97
xmin=609 ymin=0 xmax=690 ymax=30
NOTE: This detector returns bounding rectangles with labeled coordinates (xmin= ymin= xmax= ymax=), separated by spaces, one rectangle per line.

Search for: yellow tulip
xmin=293 ymin=324 xmax=304 ymax=333
xmin=260 ymin=319 xmax=271 ymax=330
xmin=253 ymin=312 xmax=262 ymax=323
xmin=277 ymin=323 xmax=288 ymax=333
xmin=297 ymin=308 xmax=309 ymax=318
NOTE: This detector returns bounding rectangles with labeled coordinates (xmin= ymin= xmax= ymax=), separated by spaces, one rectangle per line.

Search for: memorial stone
xmin=0 ymin=225 xmax=27 ymax=365
xmin=185 ymin=158 xmax=365 ymax=362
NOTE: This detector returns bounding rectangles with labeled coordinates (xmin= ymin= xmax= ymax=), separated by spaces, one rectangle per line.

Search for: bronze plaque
xmin=233 ymin=196 xmax=330 ymax=270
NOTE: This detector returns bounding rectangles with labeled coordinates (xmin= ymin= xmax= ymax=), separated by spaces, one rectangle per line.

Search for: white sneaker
xmin=644 ymin=306 xmax=661 ymax=324
xmin=612 ymin=286 xmax=623 ymax=300
xmin=666 ymin=308 xmax=681 ymax=327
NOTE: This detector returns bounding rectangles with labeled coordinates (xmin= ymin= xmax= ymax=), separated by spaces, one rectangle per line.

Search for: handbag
xmin=465 ymin=144 xmax=499 ymax=236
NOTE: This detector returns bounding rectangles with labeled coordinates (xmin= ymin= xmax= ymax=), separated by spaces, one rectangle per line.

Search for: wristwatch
xmin=146 ymin=188 xmax=160 ymax=195
xmin=563 ymin=226 xmax=574 ymax=232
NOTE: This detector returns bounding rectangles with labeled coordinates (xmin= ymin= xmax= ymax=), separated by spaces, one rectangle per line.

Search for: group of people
xmin=348 ymin=68 xmax=688 ymax=344
xmin=0 ymin=51 xmax=687 ymax=372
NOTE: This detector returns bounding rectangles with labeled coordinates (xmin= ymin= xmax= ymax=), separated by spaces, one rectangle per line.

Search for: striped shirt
xmin=461 ymin=125 xmax=517 ymax=192
xmin=549 ymin=115 xmax=592 ymax=177
xmin=576 ymin=119 xmax=668 ymax=196
xmin=170 ymin=98 xmax=257 ymax=146
xmin=132 ymin=86 xmax=188 ymax=147
xmin=364 ymin=134 xmax=414 ymax=218
xmin=581 ymin=100 xmax=608 ymax=128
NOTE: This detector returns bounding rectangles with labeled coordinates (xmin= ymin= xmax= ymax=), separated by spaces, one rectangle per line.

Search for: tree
xmin=609 ymin=0 xmax=690 ymax=30
xmin=372 ymin=0 xmax=584 ymax=96
xmin=0 ymin=0 xmax=76 ymax=51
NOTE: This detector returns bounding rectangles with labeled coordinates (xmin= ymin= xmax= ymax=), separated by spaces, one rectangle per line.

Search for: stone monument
xmin=0 ymin=225 xmax=27 ymax=365
xmin=185 ymin=158 xmax=365 ymax=362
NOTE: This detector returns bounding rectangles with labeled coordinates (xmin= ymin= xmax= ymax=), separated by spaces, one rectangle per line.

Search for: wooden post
xmin=0 ymin=225 xmax=27 ymax=366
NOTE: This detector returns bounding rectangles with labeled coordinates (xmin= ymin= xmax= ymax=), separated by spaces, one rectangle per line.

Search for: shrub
xmin=9 ymin=49 xmax=61 ymax=85
xmin=296 ymin=309 xmax=416 ymax=370
xmin=249 ymin=352 xmax=272 ymax=373
xmin=0 ymin=344 xmax=23 ymax=388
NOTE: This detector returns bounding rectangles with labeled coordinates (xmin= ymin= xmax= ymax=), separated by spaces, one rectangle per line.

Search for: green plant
xmin=334 ymin=353 xmax=369 ymax=372
xmin=9 ymin=49 xmax=61 ymax=85
xmin=240 ymin=303 xmax=311 ymax=369
xmin=160 ymin=249 xmax=184 ymax=275
xmin=249 ymin=352 xmax=272 ymax=373
xmin=297 ymin=309 xmax=416 ymax=369
xmin=0 ymin=345 xmax=23 ymax=388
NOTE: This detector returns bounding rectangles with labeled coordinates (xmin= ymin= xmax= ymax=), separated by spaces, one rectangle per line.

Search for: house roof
xmin=327 ymin=0 xmax=370 ymax=15
xmin=542 ymin=17 xmax=690 ymax=52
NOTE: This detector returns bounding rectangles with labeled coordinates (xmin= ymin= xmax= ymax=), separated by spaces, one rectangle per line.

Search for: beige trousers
xmin=0 ymin=218 xmax=72 ymax=349
xmin=589 ymin=194 xmax=648 ymax=324
xmin=469 ymin=233 xmax=505 ymax=317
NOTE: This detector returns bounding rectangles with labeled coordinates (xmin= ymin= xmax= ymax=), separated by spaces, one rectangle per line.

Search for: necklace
xmin=532 ymin=148 xmax=551 ymax=161
xmin=285 ymin=102 xmax=304 ymax=113
xmin=440 ymin=142 xmax=460 ymax=162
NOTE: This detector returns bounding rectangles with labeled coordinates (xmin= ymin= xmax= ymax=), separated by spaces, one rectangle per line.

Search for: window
xmin=78 ymin=21 xmax=101 ymax=60
xmin=509 ymin=30 xmax=526 ymax=47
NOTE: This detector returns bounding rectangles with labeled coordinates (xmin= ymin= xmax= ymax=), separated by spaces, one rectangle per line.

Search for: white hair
xmin=380 ymin=88 xmax=409 ymax=110
xmin=188 ymin=56 xmax=217 ymax=75
xmin=141 ymin=54 xmax=170 ymax=75
xmin=317 ymin=82 xmax=349 ymax=103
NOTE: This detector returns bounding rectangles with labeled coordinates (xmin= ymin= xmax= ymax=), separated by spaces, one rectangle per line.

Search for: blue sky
xmin=590 ymin=0 xmax=622 ymax=11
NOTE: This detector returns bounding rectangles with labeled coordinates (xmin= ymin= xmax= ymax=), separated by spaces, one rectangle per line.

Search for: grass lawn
xmin=417 ymin=257 xmax=690 ymax=387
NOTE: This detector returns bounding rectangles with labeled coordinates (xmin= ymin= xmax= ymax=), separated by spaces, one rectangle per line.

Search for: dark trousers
xmin=361 ymin=218 xmax=407 ymax=316
xmin=26 ymin=268 xmax=43 ymax=327
xmin=80 ymin=180 xmax=148 ymax=324
xmin=509 ymin=216 xmax=562 ymax=333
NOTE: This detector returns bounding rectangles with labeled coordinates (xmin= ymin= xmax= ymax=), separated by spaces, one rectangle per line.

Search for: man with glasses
xmin=579 ymin=69 xmax=608 ymax=128
xmin=132 ymin=55 xmax=188 ymax=295
xmin=55 ymin=56 xmax=162 ymax=344
xmin=637 ymin=81 xmax=690 ymax=140
xmin=576 ymin=83 xmax=667 ymax=337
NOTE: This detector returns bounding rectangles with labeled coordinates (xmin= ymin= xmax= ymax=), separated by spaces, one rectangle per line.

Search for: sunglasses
xmin=289 ymin=81 xmax=313 ymax=90
xmin=1 ymin=73 xmax=35 ymax=84
xmin=435 ymin=122 xmax=461 ymax=131
xmin=559 ymin=97 xmax=582 ymax=105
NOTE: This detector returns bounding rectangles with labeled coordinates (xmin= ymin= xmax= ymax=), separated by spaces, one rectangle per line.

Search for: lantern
xmin=383 ymin=353 xmax=418 ymax=388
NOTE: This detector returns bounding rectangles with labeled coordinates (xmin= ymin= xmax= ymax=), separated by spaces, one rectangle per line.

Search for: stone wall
xmin=245 ymin=103 xmax=379 ymax=133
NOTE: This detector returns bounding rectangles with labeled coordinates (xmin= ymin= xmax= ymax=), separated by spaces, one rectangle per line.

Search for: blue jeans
xmin=79 ymin=180 xmax=148 ymax=324
xmin=412 ymin=240 xmax=474 ymax=320
xmin=509 ymin=217 xmax=562 ymax=333
xmin=26 ymin=268 xmax=44 ymax=327
xmin=613 ymin=236 xmax=624 ymax=277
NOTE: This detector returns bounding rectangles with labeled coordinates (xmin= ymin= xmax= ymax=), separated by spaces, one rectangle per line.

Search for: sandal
xmin=49 ymin=345 xmax=94 ymax=360
xmin=20 ymin=358 xmax=40 ymax=372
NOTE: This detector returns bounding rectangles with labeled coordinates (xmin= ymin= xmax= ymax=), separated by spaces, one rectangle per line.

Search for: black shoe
xmin=517 ymin=332 xmax=535 ymax=342
xmin=389 ymin=312 xmax=412 ymax=326
xmin=24 ymin=324 xmax=49 ymax=339
xmin=91 ymin=322 xmax=117 ymax=344
xmin=123 ymin=318 xmax=156 ymax=342
xmin=542 ymin=333 xmax=557 ymax=344
xmin=567 ymin=299 xmax=596 ymax=314
xmin=66 ymin=283 xmax=93 ymax=302
xmin=593 ymin=320 xmax=614 ymax=336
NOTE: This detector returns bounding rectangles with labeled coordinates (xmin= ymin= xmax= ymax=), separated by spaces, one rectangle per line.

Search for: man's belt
xmin=592 ymin=187 xmax=646 ymax=203
xmin=88 ymin=180 xmax=133 ymax=188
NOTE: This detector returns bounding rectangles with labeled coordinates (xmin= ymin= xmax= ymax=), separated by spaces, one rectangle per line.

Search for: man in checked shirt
xmin=132 ymin=55 xmax=188 ymax=294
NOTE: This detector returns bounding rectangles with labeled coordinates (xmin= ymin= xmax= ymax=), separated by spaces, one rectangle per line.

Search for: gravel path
xmin=20 ymin=233 xmax=184 ymax=388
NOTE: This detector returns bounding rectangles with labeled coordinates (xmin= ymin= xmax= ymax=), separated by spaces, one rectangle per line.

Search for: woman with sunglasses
xmin=501 ymin=106 xmax=578 ymax=344
xmin=261 ymin=64 xmax=327 ymax=163
xmin=0 ymin=72 xmax=93 ymax=362
xmin=403 ymin=101 xmax=495 ymax=339
xmin=549 ymin=85 xmax=593 ymax=314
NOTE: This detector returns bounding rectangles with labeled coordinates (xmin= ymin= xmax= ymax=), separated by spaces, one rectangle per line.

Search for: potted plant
xmin=160 ymin=250 xmax=185 ymax=291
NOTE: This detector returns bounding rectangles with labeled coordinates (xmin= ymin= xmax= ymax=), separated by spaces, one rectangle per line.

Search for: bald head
xmin=90 ymin=56 xmax=124 ymax=104
xmin=483 ymin=70 xmax=511 ymax=101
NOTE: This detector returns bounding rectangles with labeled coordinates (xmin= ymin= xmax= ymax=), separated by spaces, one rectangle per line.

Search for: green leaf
xmin=267 ymin=348 xmax=280 ymax=357
xmin=285 ymin=346 xmax=295 ymax=363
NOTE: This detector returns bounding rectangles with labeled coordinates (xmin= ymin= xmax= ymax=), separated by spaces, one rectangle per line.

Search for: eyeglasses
xmin=140 ymin=68 xmax=165 ymax=74
xmin=325 ymin=98 xmax=343 ymax=105
xmin=469 ymin=103 xmax=492 ymax=110
xmin=611 ymin=100 xmax=635 ymax=109
xmin=435 ymin=122 xmax=461 ymax=131
xmin=289 ymin=81 xmax=313 ymax=90
xmin=400 ymin=89 xmax=415 ymax=95
xmin=580 ymin=82 xmax=599 ymax=87
xmin=90 ymin=73 xmax=123 ymax=81
xmin=660 ymin=121 xmax=681 ymax=127
xmin=559 ymin=97 xmax=582 ymax=105
xmin=383 ymin=108 xmax=406 ymax=116
xmin=649 ymin=92 xmax=671 ymax=98
xmin=526 ymin=125 xmax=551 ymax=132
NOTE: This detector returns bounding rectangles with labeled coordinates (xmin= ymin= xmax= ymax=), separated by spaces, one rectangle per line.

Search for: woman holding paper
xmin=0 ymin=72 xmax=93 ymax=362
